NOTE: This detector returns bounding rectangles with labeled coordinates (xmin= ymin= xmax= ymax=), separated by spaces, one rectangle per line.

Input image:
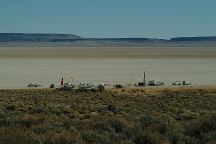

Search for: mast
xmin=61 ymin=77 xmax=64 ymax=87
xmin=143 ymin=71 xmax=146 ymax=86
xmin=70 ymin=76 xmax=74 ymax=83
xmin=130 ymin=75 xmax=132 ymax=85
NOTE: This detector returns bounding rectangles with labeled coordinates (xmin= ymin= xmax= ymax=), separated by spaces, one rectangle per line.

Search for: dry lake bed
xmin=0 ymin=47 xmax=216 ymax=89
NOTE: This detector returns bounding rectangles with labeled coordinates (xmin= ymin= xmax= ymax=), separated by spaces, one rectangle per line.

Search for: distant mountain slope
xmin=0 ymin=33 xmax=216 ymax=46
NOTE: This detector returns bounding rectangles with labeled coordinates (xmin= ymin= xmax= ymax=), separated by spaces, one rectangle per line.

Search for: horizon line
xmin=0 ymin=32 xmax=216 ymax=40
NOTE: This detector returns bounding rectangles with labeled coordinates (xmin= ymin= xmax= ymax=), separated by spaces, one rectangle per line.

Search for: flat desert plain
xmin=0 ymin=47 xmax=216 ymax=58
xmin=0 ymin=46 xmax=216 ymax=88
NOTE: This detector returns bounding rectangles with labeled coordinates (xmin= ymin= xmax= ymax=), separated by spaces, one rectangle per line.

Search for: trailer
xmin=79 ymin=82 xmax=96 ymax=90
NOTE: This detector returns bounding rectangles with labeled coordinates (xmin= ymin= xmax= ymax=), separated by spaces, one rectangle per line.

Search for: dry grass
xmin=0 ymin=87 xmax=216 ymax=143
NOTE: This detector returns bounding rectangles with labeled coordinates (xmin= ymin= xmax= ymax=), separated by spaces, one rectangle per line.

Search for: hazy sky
xmin=0 ymin=0 xmax=215 ymax=38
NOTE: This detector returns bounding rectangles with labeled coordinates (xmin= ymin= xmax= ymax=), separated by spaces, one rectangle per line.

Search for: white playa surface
xmin=0 ymin=56 xmax=215 ymax=89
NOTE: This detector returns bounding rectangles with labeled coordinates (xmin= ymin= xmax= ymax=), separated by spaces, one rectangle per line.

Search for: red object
xmin=61 ymin=77 xmax=64 ymax=86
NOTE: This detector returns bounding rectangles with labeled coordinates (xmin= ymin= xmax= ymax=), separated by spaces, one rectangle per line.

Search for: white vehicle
xmin=63 ymin=82 xmax=75 ymax=90
xmin=183 ymin=81 xmax=192 ymax=85
xmin=79 ymin=82 xmax=96 ymax=90
xmin=172 ymin=80 xmax=192 ymax=86
xmin=149 ymin=80 xmax=165 ymax=86
xmin=172 ymin=81 xmax=181 ymax=85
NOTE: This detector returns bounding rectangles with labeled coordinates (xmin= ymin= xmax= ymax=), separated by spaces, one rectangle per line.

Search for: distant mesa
xmin=0 ymin=33 xmax=82 ymax=42
xmin=170 ymin=36 xmax=216 ymax=42
xmin=0 ymin=33 xmax=216 ymax=46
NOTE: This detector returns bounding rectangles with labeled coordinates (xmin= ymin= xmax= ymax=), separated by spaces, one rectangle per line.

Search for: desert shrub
xmin=140 ymin=89 xmax=145 ymax=93
xmin=93 ymin=120 xmax=112 ymax=132
xmin=19 ymin=114 xmax=45 ymax=128
xmin=184 ymin=113 xmax=216 ymax=142
xmin=133 ymin=131 xmax=163 ymax=144
xmin=129 ymin=89 xmax=140 ymax=94
xmin=0 ymin=89 xmax=216 ymax=144
xmin=32 ymin=121 xmax=56 ymax=135
xmin=107 ymin=104 xmax=118 ymax=113
xmin=202 ymin=131 xmax=216 ymax=143
xmin=162 ymin=89 xmax=173 ymax=97
xmin=140 ymin=114 xmax=179 ymax=134
xmin=62 ymin=119 xmax=76 ymax=132
xmin=0 ymin=115 xmax=11 ymax=126
xmin=110 ymin=118 xmax=130 ymax=133
xmin=0 ymin=127 xmax=40 ymax=144
xmin=91 ymin=115 xmax=132 ymax=133
xmin=138 ymin=113 xmax=184 ymax=143
xmin=61 ymin=105 xmax=73 ymax=114
xmin=197 ymin=89 xmax=208 ymax=95
xmin=176 ymin=109 xmax=200 ymax=120
xmin=30 ymin=106 xmax=46 ymax=114
xmin=82 ymin=130 xmax=112 ymax=144
xmin=98 ymin=85 xmax=105 ymax=92
xmin=50 ymin=105 xmax=62 ymax=115
xmin=5 ymin=104 xmax=16 ymax=110
xmin=32 ymin=125 xmax=48 ymax=135
xmin=90 ymin=89 xmax=98 ymax=92
xmin=71 ymin=110 xmax=82 ymax=119
xmin=42 ymin=130 xmax=79 ymax=144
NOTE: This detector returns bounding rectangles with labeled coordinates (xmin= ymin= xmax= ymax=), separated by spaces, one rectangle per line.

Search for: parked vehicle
xmin=149 ymin=80 xmax=165 ymax=86
xmin=27 ymin=83 xmax=41 ymax=88
xmin=172 ymin=80 xmax=192 ymax=86
xmin=50 ymin=84 xmax=55 ymax=88
xmin=183 ymin=81 xmax=192 ymax=85
xmin=79 ymin=82 xmax=96 ymax=90
xmin=172 ymin=81 xmax=181 ymax=85
xmin=115 ymin=84 xmax=124 ymax=89
xmin=138 ymin=82 xmax=146 ymax=87
xmin=63 ymin=82 xmax=75 ymax=90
